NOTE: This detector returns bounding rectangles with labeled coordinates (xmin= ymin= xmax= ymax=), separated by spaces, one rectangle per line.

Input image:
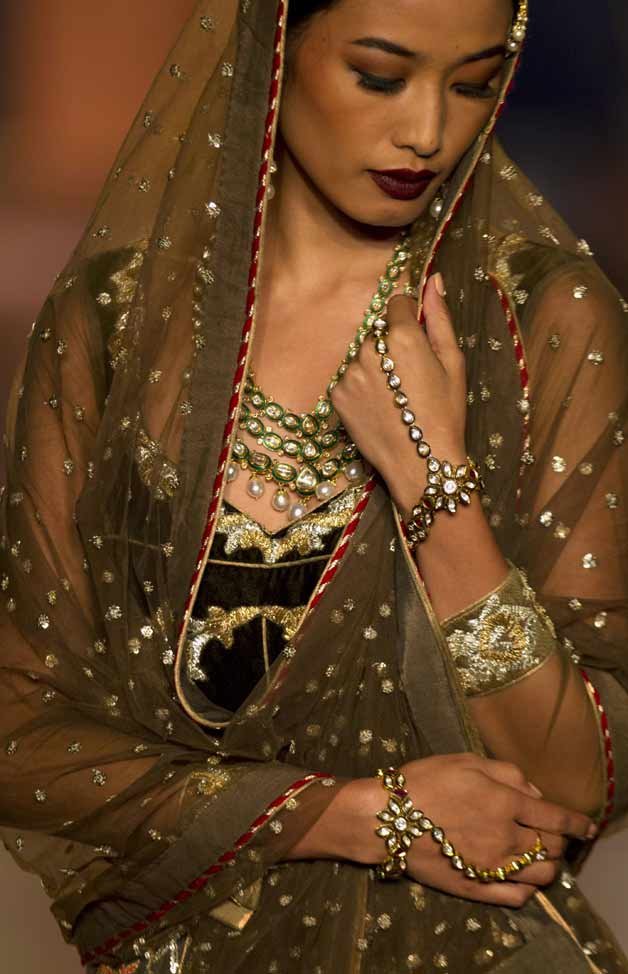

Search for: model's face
xmin=279 ymin=0 xmax=513 ymax=227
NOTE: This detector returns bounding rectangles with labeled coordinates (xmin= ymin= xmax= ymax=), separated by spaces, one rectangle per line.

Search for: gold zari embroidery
xmin=442 ymin=559 xmax=557 ymax=696
xmin=186 ymin=605 xmax=306 ymax=681
xmin=215 ymin=483 xmax=364 ymax=564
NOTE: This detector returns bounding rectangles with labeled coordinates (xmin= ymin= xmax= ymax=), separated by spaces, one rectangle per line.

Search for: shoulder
xmin=493 ymin=235 xmax=626 ymax=354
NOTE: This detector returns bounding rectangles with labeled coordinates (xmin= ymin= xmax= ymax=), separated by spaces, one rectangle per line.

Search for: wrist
xmin=330 ymin=776 xmax=385 ymax=865
xmin=390 ymin=440 xmax=468 ymax=520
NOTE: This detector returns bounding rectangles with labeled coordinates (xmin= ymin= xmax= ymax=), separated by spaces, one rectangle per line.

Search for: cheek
xmin=444 ymin=98 xmax=497 ymax=166
xmin=280 ymin=67 xmax=367 ymax=176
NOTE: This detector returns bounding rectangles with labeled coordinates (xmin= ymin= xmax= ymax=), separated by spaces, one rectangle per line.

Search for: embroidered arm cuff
xmin=441 ymin=559 xmax=558 ymax=697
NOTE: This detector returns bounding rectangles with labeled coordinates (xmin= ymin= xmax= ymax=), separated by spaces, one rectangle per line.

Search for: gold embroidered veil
xmin=1 ymin=2 xmax=628 ymax=971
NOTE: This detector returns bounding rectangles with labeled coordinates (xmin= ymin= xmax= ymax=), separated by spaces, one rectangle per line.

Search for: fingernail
xmin=433 ymin=272 xmax=446 ymax=297
xmin=528 ymin=782 xmax=543 ymax=798
xmin=587 ymin=823 xmax=598 ymax=839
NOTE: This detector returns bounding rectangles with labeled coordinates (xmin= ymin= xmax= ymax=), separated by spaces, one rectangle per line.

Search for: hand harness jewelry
xmin=368 ymin=317 xmax=484 ymax=547
xmin=374 ymin=767 xmax=549 ymax=883
xmin=230 ymin=233 xmax=413 ymax=522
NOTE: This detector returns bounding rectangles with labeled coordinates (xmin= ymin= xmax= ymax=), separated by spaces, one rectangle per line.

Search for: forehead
xmin=316 ymin=0 xmax=513 ymax=58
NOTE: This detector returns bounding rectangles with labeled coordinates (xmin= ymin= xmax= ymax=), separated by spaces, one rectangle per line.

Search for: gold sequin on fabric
xmin=135 ymin=428 xmax=180 ymax=499
xmin=185 ymin=604 xmax=305 ymax=680
xmin=492 ymin=232 xmax=528 ymax=300
xmin=97 ymin=246 xmax=147 ymax=372
xmin=214 ymin=483 xmax=364 ymax=564
xmin=442 ymin=559 xmax=557 ymax=696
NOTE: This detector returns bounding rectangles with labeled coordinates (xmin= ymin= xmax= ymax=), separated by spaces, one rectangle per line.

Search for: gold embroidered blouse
xmin=186 ymin=483 xmax=366 ymax=716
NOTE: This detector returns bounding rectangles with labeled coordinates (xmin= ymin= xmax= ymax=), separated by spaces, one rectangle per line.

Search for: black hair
xmin=286 ymin=0 xmax=338 ymax=35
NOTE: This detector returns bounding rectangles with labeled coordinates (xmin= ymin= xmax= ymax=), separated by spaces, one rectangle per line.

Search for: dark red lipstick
xmin=370 ymin=168 xmax=437 ymax=201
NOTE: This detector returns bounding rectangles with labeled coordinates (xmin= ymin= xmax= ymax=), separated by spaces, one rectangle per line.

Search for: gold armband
xmin=441 ymin=559 xmax=557 ymax=697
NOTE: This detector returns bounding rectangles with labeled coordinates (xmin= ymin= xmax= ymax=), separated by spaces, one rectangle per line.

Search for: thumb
xmin=423 ymin=273 xmax=460 ymax=366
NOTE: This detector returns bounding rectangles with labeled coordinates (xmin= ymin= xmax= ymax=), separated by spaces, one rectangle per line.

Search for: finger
xmin=517 ymin=795 xmax=596 ymax=840
xmin=386 ymin=293 xmax=429 ymax=344
xmin=508 ymin=859 xmax=558 ymax=887
xmin=512 ymin=824 xmax=565 ymax=862
xmin=423 ymin=273 xmax=463 ymax=367
xmin=480 ymin=760 xmax=545 ymax=800
xmin=537 ymin=830 xmax=567 ymax=860
xmin=455 ymin=878 xmax=538 ymax=909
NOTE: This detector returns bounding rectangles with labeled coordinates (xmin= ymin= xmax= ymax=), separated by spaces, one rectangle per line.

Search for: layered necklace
xmin=227 ymin=232 xmax=413 ymax=522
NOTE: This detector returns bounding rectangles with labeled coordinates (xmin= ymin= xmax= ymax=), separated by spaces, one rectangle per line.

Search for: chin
xmin=338 ymin=199 xmax=426 ymax=231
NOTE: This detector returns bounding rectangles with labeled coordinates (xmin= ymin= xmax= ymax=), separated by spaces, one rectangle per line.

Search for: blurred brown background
xmin=0 ymin=1 xmax=626 ymax=970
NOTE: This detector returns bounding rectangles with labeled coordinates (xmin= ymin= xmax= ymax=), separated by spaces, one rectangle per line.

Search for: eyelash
xmin=356 ymin=70 xmax=404 ymax=96
xmin=454 ymin=83 xmax=498 ymax=100
xmin=354 ymin=70 xmax=498 ymax=101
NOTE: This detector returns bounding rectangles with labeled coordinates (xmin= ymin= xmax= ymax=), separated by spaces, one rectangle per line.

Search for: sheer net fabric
xmin=0 ymin=2 xmax=627 ymax=972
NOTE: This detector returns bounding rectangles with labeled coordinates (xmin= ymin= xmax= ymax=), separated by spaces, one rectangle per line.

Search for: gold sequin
xmin=135 ymin=428 xmax=180 ymax=500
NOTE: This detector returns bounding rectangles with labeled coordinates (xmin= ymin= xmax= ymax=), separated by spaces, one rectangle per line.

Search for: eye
xmin=454 ymin=82 xmax=500 ymax=101
xmin=354 ymin=69 xmax=405 ymax=96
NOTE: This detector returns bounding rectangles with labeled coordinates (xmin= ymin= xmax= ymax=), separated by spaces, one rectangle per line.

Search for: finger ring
xmin=471 ymin=834 xmax=550 ymax=884
xmin=429 ymin=826 xmax=549 ymax=883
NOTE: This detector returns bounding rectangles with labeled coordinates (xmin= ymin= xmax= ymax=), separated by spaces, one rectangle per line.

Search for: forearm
xmin=283 ymin=777 xmax=381 ymax=865
xmin=393 ymin=462 xmax=605 ymax=818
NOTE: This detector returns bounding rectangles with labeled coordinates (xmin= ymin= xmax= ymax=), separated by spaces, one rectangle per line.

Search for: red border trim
xmin=175 ymin=2 xmax=287 ymax=655
xmin=253 ymin=476 xmax=377 ymax=711
xmin=80 ymin=771 xmax=329 ymax=965
xmin=305 ymin=477 xmax=376 ymax=616
xmin=579 ymin=668 xmax=616 ymax=831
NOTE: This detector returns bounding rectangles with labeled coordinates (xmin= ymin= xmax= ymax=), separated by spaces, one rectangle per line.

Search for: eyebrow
xmin=351 ymin=37 xmax=506 ymax=65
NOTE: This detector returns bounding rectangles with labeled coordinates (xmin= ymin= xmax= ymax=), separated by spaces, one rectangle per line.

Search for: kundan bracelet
xmin=370 ymin=317 xmax=484 ymax=547
xmin=374 ymin=767 xmax=549 ymax=883
xmin=405 ymin=456 xmax=484 ymax=547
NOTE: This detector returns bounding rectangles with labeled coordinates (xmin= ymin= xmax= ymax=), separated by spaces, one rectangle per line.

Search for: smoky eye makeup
xmin=352 ymin=68 xmax=406 ymax=95
xmin=453 ymin=79 xmax=501 ymax=99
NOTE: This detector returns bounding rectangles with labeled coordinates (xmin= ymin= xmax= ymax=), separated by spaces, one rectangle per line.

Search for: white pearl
xmin=401 ymin=409 xmax=415 ymax=425
xmin=345 ymin=461 xmax=364 ymax=482
xmin=409 ymin=426 xmax=423 ymax=442
xmin=226 ymin=462 xmax=239 ymax=482
xmin=315 ymin=481 xmax=335 ymax=501
xmin=271 ymin=489 xmax=290 ymax=512
xmin=430 ymin=197 xmax=444 ymax=220
xmin=288 ymin=502 xmax=307 ymax=521
xmin=512 ymin=25 xmax=526 ymax=42
xmin=246 ymin=477 xmax=265 ymax=499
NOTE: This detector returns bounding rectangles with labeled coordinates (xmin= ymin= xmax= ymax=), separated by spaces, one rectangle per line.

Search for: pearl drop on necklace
xmin=271 ymin=489 xmax=290 ymax=512
xmin=246 ymin=477 xmax=265 ymax=499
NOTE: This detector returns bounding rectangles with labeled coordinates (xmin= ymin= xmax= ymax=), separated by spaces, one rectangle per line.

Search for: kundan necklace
xmin=227 ymin=232 xmax=413 ymax=522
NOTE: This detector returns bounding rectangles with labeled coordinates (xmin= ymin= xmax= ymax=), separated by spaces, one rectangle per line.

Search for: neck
xmin=262 ymin=143 xmax=408 ymax=294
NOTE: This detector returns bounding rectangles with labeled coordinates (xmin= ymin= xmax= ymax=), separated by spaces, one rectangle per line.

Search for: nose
xmin=392 ymin=81 xmax=444 ymax=160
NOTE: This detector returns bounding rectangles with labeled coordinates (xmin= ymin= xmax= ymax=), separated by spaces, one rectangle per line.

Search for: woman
xmin=1 ymin=0 xmax=627 ymax=971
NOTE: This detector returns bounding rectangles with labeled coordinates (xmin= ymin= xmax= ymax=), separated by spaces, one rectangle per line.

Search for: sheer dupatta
xmin=1 ymin=2 xmax=628 ymax=972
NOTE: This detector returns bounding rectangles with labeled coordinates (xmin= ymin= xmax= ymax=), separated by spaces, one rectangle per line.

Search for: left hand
xmin=330 ymin=273 xmax=469 ymax=518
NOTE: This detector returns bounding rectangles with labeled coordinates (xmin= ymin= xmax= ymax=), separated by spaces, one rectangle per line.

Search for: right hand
xmin=346 ymin=754 xmax=596 ymax=907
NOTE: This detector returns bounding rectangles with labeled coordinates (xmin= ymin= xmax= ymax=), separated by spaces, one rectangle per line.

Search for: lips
xmin=370 ymin=169 xmax=437 ymax=201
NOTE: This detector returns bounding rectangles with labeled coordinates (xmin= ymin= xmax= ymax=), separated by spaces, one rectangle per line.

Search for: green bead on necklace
xmin=228 ymin=231 xmax=412 ymax=521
